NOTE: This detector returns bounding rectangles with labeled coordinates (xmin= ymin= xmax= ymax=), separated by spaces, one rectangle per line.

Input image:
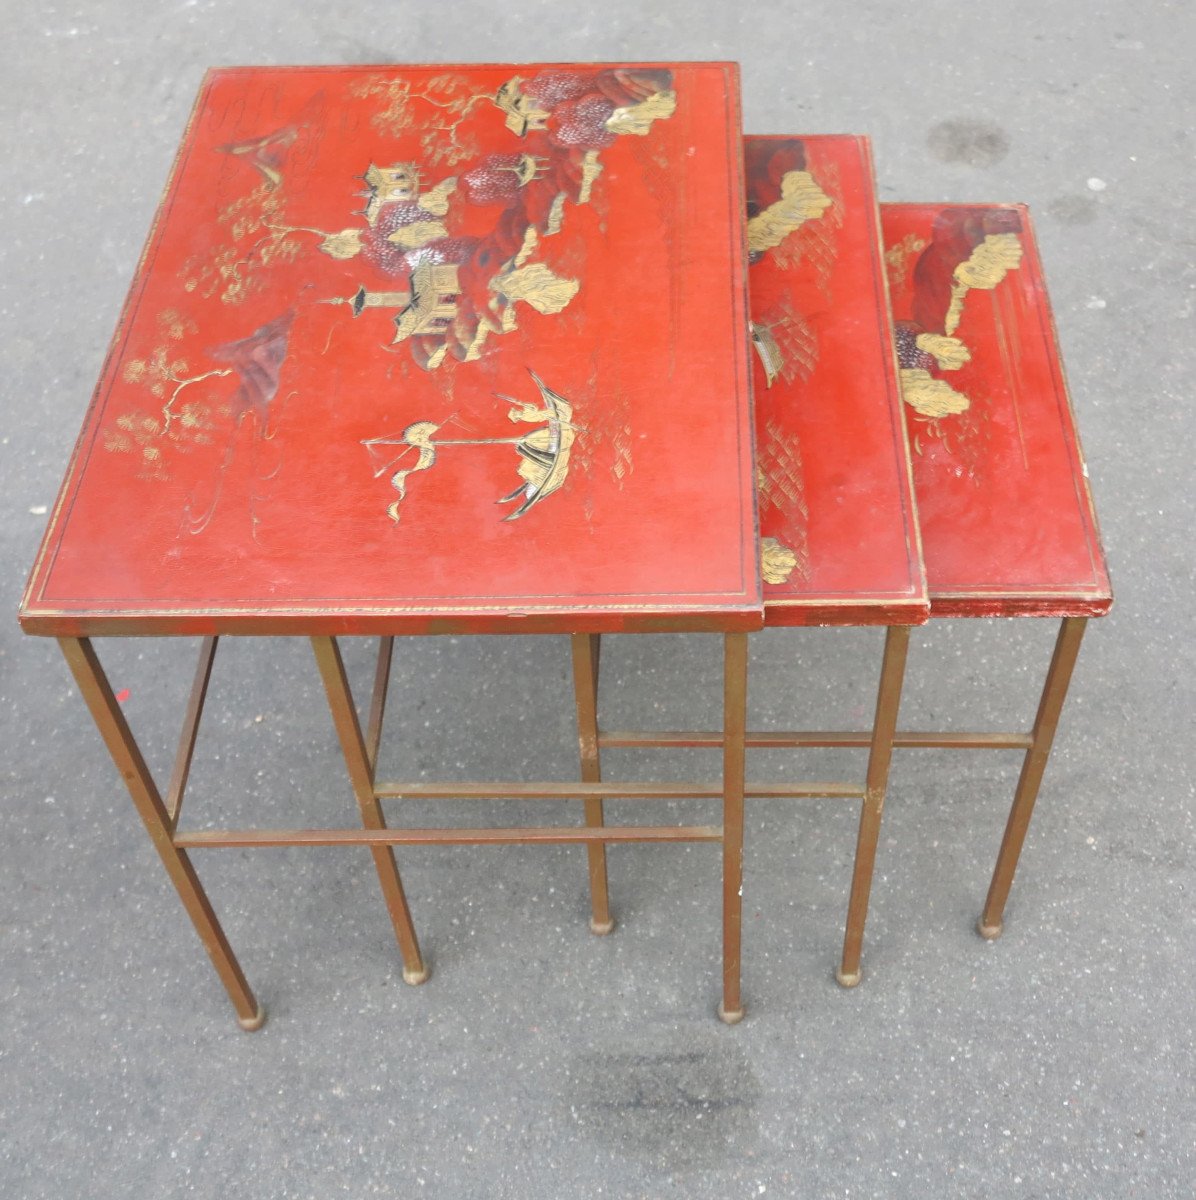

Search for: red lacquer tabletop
xmin=881 ymin=203 xmax=1111 ymax=617
xmin=746 ymin=135 xmax=926 ymax=627
xmin=21 ymin=63 xmax=761 ymax=637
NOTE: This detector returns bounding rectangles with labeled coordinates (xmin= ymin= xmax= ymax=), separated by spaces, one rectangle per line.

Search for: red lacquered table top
xmin=745 ymin=136 xmax=926 ymax=627
xmin=881 ymin=204 xmax=1111 ymax=618
xmin=21 ymin=64 xmax=760 ymax=637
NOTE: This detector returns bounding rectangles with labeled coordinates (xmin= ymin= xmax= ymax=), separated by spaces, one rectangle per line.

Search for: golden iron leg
xmin=363 ymin=636 xmax=394 ymax=778
xmin=164 ymin=635 xmax=218 ymax=830
xmin=571 ymin=633 xmax=613 ymax=934
xmin=837 ymin=625 xmax=911 ymax=988
xmin=58 ymin=637 xmax=265 ymax=1031
xmin=310 ymin=636 xmax=428 ymax=985
xmin=719 ymin=632 xmax=748 ymax=1024
xmin=978 ymin=617 xmax=1088 ymax=939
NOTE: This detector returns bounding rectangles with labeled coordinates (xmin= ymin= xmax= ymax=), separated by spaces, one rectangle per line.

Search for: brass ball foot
xmin=402 ymin=964 xmax=431 ymax=986
xmin=977 ymin=916 xmax=1004 ymax=941
xmin=590 ymin=917 xmax=616 ymax=936
xmin=717 ymin=1001 xmax=745 ymax=1025
xmin=835 ymin=966 xmax=862 ymax=989
xmin=237 ymin=1004 xmax=267 ymax=1032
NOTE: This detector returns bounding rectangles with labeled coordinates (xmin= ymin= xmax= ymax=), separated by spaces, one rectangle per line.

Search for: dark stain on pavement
xmin=927 ymin=119 xmax=1011 ymax=167
xmin=567 ymin=1036 xmax=761 ymax=1170
xmin=1047 ymin=194 xmax=1100 ymax=224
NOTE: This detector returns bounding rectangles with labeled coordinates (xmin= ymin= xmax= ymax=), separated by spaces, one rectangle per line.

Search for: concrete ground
xmin=1 ymin=2 xmax=1192 ymax=1196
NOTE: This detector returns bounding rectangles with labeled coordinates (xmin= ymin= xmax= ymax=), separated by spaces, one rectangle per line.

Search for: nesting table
xmin=581 ymin=135 xmax=930 ymax=990
xmin=879 ymin=202 xmax=1112 ymax=938
xmin=19 ymin=63 xmax=764 ymax=1027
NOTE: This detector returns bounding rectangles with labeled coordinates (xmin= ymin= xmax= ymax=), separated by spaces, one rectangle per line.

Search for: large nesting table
xmin=19 ymin=63 xmax=763 ymax=1028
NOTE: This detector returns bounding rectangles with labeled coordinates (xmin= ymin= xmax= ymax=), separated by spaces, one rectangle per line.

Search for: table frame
xmin=975 ymin=615 xmax=1087 ymax=938
xmin=576 ymin=614 xmax=1089 ymax=990
xmin=59 ymin=630 xmax=750 ymax=1030
xmin=575 ymin=624 xmax=912 ymax=998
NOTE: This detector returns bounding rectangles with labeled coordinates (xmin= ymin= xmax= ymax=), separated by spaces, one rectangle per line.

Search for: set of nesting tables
xmin=19 ymin=63 xmax=1111 ymax=1029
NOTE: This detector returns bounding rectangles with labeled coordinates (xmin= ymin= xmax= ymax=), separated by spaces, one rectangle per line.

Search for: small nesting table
xmin=880 ymin=202 xmax=1112 ymax=937
xmin=19 ymin=63 xmax=763 ymax=1028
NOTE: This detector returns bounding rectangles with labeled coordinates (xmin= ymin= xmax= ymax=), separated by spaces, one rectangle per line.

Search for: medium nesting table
xmin=577 ymin=134 xmax=930 ymax=995
xmin=18 ymin=63 xmax=763 ymax=1028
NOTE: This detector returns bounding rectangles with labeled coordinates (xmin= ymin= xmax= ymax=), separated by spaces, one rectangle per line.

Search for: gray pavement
xmin=2 ymin=2 xmax=1193 ymax=1196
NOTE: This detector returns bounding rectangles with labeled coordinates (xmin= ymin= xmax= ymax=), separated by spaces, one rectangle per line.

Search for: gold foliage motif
xmin=915 ymin=332 xmax=971 ymax=371
xmin=103 ymin=400 xmax=220 ymax=480
xmin=482 ymin=228 xmax=579 ymax=337
xmin=577 ymin=151 xmax=603 ymax=204
xmin=159 ymin=309 xmax=198 ymax=341
xmin=746 ymin=170 xmax=833 ymax=255
xmin=183 ymin=182 xmax=301 ymax=304
xmin=385 ymin=219 xmax=449 ymax=250
xmin=545 ymin=193 xmax=567 ymax=236
xmin=116 ymin=343 xmax=235 ymax=468
xmin=123 ymin=347 xmax=189 ymax=397
xmin=900 ymin=368 xmax=970 ymax=418
xmin=883 ymin=233 xmax=927 ymax=292
xmin=107 ymin=313 xmax=294 ymax=497
xmin=761 ymin=537 xmax=799 ymax=585
xmin=417 ymin=176 xmax=457 ymax=217
xmin=570 ymin=384 xmax=632 ymax=491
xmin=319 ymin=229 xmax=363 ymax=259
xmin=512 ymin=226 xmax=539 ymax=269
xmin=350 ymin=74 xmax=488 ymax=165
xmin=944 ymin=233 xmax=1023 ymax=335
xmin=349 ymin=76 xmax=419 ymax=137
xmin=460 ymin=320 xmax=492 ymax=363
xmin=756 ymin=418 xmax=812 ymax=582
xmin=493 ymin=263 xmax=580 ymax=314
xmin=605 ymin=90 xmax=677 ymax=135
xmin=610 ymin=421 xmax=633 ymax=486
xmin=757 ymin=418 xmax=807 ymax=521
xmin=217 ymin=182 xmax=285 ymax=240
xmin=767 ymin=159 xmax=842 ymax=287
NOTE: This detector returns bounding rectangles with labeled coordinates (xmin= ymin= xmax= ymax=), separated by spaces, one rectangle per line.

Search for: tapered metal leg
xmin=58 ymin=637 xmax=265 ymax=1031
xmin=719 ymin=632 xmax=749 ymax=1024
xmin=571 ymin=633 xmax=613 ymax=934
xmin=310 ymin=636 xmax=428 ymax=984
xmin=978 ymin=617 xmax=1088 ymax=939
xmin=837 ymin=625 xmax=911 ymax=988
